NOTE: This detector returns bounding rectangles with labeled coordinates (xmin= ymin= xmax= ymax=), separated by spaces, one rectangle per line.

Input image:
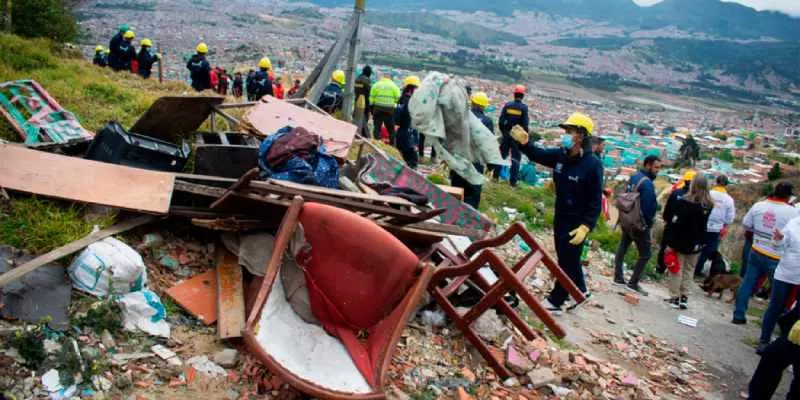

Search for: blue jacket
xmin=498 ymin=100 xmax=529 ymax=134
xmin=471 ymin=106 xmax=493 ymax=133
xmin=186 ymin=54 xmax=211 ymax=91
xmin=317 ymin=82 xmax=344 ymax=113
xmin=107 ymin=32 xmax=122 ymax=69
xmin=248 ymin=69 xmax=273 ymax=100
xmin=521 ymin=144 xmax=603 ymax=230
xmin=627 ymin=171 xmax=657 ymax=228
xmin=394 ymin=93 xmax=418 ymax=150
xmin=137 ymin=48 xmax=158 ymax=78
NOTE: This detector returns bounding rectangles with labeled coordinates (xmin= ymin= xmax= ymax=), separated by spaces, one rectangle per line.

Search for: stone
xmin=43 ymin=339 xmax=62 ymax=354
xmin=472 ymin=309 xmax=509 ymax=343
xmin=546 ymin=384 xmax=572 ymax=397
xmin=621 ymin=374 xmax=639 ymax=386
xmin=527 ymin=368 xmax=558 ymax=388
xmin=606 ymin=317 xmax=617 ymax=325
xmin=92 ymin=375 xmax=113 ymax=392
xmin=506 ymin=346 xmax=534 ymax=374
xmin=528 ymin=350 xmax=541 ymax=363
xmin=623 ymin=293 xmax=640 ymax=305
xmin=503 ymin=377 xmax=519 ymax=387
xmin=100 ymin=329 xmax=116 ymax=349
xmin=213 ymin=349 xmax=239 ymax=368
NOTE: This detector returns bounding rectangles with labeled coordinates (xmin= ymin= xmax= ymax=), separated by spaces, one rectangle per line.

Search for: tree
xmin=678 ymin=135 xmax=700 ymax=167
xmin=768 ymin=163 xmax=782 ymax=181
xmin=11 ymin=0 xmax=77 ymax=43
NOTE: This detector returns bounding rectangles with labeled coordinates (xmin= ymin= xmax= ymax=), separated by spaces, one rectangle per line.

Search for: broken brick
xmin=506 ymin=346 xmax=534 ymax=375
xmin=624 ymin=293 xmax=640 ymax=305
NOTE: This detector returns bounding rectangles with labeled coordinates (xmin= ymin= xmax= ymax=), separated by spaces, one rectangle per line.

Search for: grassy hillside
xmin=0 ymin=33 xmax=191 ymax=142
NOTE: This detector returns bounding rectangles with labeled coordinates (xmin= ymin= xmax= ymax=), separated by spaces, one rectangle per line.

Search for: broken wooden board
xmin=0 ymin=144 xmax=174 ymax=214
xmin=0 ymin=215 xmax=157 ymax=289
xmin=165 ymin=269 xmax=218 ymax=325
xmin=216 ymin=249 xmax=245 ymax=339
xmin=241 ymin=96 xmax=356 ymax=159
xmin=437 ymin=184 xmax=465 ymax=201
xmin=130 ymin=96 xmax=224 ymax=140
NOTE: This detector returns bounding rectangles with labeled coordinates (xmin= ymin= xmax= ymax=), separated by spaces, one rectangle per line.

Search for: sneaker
xmin=756 ymin=341 xmax=769 ymax=355
xmin=566 ymin=292 xmax=593 ymax=311
xmin=731 ymin=317 xmax=747 ymax=325
xmin=612 ymin=278 xmax=626 ymax=287
xmin=679 ymin=295 xmax=688 ymax=310
xmin=669 ymin=297 xmax=680 ymax=309
xmin=626 ymin=283 xmax=649 ymax=296
xmin=544 ymin=299 xmax=563 ymax=316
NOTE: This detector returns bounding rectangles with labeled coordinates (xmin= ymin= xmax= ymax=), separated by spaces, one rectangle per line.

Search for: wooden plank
xmin=165 ymin=269 xmax=218 ymax=325
xmin=0 ymin=144 xmax=174 ymax=214
xmin=216 ymin=248 xmax=245 ymax=339
xmin=437 ymin=184 xmax=465 ymax=201
xmin=264 ymin=178 xmax=415 ymax=207
xmin=0 ymin=215 xmax=158 ymax=288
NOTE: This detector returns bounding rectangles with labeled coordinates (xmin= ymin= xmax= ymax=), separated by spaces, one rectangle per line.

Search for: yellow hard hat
xmin=559 ymin=112 xmax=594 ymax=135
xmin=95 ymin=45 xmax=103 ymax=52
xmin=471 ymin=91 xmax=490 ymax=108
xmin=140 ymin=38 xmax=152 ymax=47
xmin=104 ymin=49 xmax=110 ymax=54
xmin=258 ymin=57 xmax=272 ymax=70
xmin=403 ymin=75 xmax=420 ymax=88
xmin=196 ymin=42 xmax=208 ymax=54
xmin=123 ymin=30 xmax=135 ymax=40
xmin=683 ymin=170 xmax=697 ymax=181
xmin=332 ymin=69 xmax=346 ymax=85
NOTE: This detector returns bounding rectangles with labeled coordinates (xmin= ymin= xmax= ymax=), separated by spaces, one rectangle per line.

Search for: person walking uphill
xmin=107 ymin=24 xmax=128 ymax=71
xmin=369 ymin=74 xmax=401 ymax=145
xmin=111 ymin=30 xmax=136 ymax=72
xmin=694 ymin=175 xmax=736 ymax=277
xmin=394 ymin=76 xmax=421 ymax=169
xmin=317 ymin=70 xmax=346 ymax=115
xmin=93 ymin=46 xmax=107 ymax=67
xmin=733 ymin=183 xmax=799 ymax=339
xmin=663 ymin=175 xmax=714 ymax=310
xmin=657 ymin=170 xmax=695 ymax=273
xmin=757 ymin=214 xmax=800 ymax=357
xmin=448 ymin=91 xmax=493 ymax=209
xmin=613 ymin=155 xmax=662 ymax=296
xmin=510 ymin=112 xmax=603 ymax=315
xmin=495 ymin=85 xmax=530 ymax=187
xmin=186 ymin=43 xmax=212 ymax=91
xmin=136 ymin=38 xmax=160 ymax=79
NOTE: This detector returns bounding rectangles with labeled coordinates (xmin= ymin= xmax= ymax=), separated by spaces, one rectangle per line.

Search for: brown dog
xmin=701 ymin=274 xmax=742 ymax=303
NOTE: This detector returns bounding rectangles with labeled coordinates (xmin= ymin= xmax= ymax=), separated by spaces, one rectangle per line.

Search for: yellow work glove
xmin=569 ymin=225 xmax=590 ymax=245
xmin=789 ymin=321 xmax=800 ymax=345
xmin=510 ymin=125 xmax=529 ymax=145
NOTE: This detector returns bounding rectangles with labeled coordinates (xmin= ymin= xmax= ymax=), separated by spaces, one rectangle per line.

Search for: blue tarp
xmin=257 ymin=126 xmax=340 ymax=188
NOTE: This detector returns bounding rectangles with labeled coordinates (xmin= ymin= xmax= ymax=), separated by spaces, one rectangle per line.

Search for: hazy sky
xmin=634 ymin=0 xmax=800 ymax=16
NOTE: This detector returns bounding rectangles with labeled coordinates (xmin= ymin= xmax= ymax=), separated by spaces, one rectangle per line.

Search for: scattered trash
xmin=186 ymin=355 xmax=227 ymax=377
xmin=213 ymin=348 xmax=239 ymax=368
xmin=117 ymin=289 xmax=170 ymax=338
xmin=165 ymin=269 xmax=218 ymax=325
xmin=678 ymin=315 xmax=699 ymax=327
xmin=420 ymin=309 xmax=447 ymax=328
xmin=42 ymin=369 xmax=62 ymax=392
xmin=152 ymin=344 xmax=183 ymax=366
xmin=68 ymin=237 xmax=147 ymax=297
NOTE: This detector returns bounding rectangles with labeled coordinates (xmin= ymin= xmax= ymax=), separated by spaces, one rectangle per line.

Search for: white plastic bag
xmin=117 ymin=289 xmax=170 ymax=338
xmin=68 ymin=237 xmax=146 ymax=297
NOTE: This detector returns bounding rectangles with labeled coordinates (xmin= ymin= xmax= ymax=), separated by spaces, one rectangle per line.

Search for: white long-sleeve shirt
xmin=776 ymin=216 xmax=800 ymax=285
xmin=707 ymin=189 xmax=735 ymax=233
xmin=743 ymin=199 xmax=799 ymax=259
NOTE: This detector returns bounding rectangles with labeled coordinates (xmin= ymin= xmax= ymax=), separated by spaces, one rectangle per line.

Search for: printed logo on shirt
xmin=554 ymin=163 xmax=563 ymax=174
xmin=763 ymin=211 xmax=777 ymax=230
xmin=507 ymin=109 xmax=522 ymax=116
xmin=569 ymin=176 xmax=579 ymax=183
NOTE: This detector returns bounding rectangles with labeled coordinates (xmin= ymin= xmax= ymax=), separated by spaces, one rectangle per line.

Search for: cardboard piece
xmin=130 ymin=96 xmax=224 ymax=140
xmin=216 ymin=249 xmax=245 ymax=339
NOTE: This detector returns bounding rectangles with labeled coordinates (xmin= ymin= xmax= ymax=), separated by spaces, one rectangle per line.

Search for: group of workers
xmin=94 ymin=24 xmax=160 ymax=79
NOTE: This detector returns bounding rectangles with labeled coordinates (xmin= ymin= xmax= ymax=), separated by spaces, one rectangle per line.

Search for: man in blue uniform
xmin=112 ymin=30 xmax=136 ymax=72
xmin=449 ymin=91 xmax=493 ymax=209
xmin=495 ymin=85 xmax=530 ymax=186
xmin=186 ymin=43 xmax=211 ymax=91
xmin=511 ymin=112 xmax=603 ymax=314
xmin=317 ymin=70 xmax=346 ymax=115
xmin=394 ymin=76 xmax=421 ymax=169
xmin=107 ymin=24 xmax=128 ymax=71
xmin=247 ymin=57 xmax=274 ymax=101
xmin=136 ymin=38 xmax=159 ymax=79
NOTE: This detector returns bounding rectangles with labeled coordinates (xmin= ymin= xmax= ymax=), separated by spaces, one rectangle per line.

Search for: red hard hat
xmin=514 ymin=85 xmax=526 ymax=95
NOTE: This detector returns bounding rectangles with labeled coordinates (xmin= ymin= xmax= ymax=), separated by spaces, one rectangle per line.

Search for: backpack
xmin=616 ymin=176 xmax=650 ymax=234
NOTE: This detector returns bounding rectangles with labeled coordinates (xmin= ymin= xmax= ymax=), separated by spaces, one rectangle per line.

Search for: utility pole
xmin=341 ymin=0 xmax=365 ymax=122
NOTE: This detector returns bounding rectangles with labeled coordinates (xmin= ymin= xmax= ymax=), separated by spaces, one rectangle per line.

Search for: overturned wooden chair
xmin=423 ymin=222 xmax=585 ymax=379
xmin=243 ymin=197 xmax=433 ymax=399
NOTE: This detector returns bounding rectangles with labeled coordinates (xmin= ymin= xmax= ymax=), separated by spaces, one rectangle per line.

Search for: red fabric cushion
xmin=296 ymin=203 xmax=419 ymax=385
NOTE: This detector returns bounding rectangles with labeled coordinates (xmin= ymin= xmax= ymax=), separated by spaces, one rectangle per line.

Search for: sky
xmin=634 ymin=0 xmax=800 ymax=16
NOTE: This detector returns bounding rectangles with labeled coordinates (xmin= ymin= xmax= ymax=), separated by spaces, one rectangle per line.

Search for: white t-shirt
xmin=707 ymin=189 xmax=735 ymax=233
xmin=776 ymin=216 xmax=800 ymax=285
xmin=742 ymin=199 xmax=800 ymax=259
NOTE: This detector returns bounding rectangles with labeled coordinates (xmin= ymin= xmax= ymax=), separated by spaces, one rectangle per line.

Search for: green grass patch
xmin=480 ymin=181 xmax=555 ymax=231
xmin=0 ymin=197 xmax=115 ymax=254
xmin=11 ymin=324 xmax=47 ymax=369
xmin=71 ymin=299 xmax=123 ymax=335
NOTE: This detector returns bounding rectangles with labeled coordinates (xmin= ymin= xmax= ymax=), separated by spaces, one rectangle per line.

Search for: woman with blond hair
xmin=663 ymin=175 xmax=715 ymax=309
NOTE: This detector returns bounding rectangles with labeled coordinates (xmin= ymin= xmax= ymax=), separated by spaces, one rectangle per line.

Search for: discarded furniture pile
xmin=0 ymin=88 xmax=587 ymax=398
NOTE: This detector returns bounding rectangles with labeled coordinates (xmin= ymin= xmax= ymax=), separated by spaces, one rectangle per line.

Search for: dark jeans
xmin=418 ymin=134 xmax=436 ymax=160
xmin=614 ymin=228 xmax=652 ymax=287
xmin=694 ymin=231 xmax=721 ymax=276
xmin=449 ymin=164 xmax=484 ymax=209
xmin=741 ymin=235 xmax=754 ymax=278
xmin=372 ymin=107 xmax=396 ymax=145
xmin=734 ymin=251 xmax=779 ymax=321
xmin=761 ymin=279 xmax=796 ymax=343
xmin=748 ymin=337 xmax=799 ymax=399
xmin=493 ymin=134 xmax=520 ymax=186
xmin=548 ymin=222 xmax=587 ymax=307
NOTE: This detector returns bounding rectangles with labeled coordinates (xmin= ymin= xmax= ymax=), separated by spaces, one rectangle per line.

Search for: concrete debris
xmin=213 ymin=348 xmax=240 ymax=368
xmin=527 ymin=367 xmax=558 ymax=388
xmin=186 ymin=355 xmax=227 ymax=377
xmin=471 ymin=309 xmax=510 ymax=344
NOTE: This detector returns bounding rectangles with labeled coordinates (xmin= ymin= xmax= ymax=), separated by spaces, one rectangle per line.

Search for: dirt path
xmin=557 ymin=272 xmax=791 ymax=399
